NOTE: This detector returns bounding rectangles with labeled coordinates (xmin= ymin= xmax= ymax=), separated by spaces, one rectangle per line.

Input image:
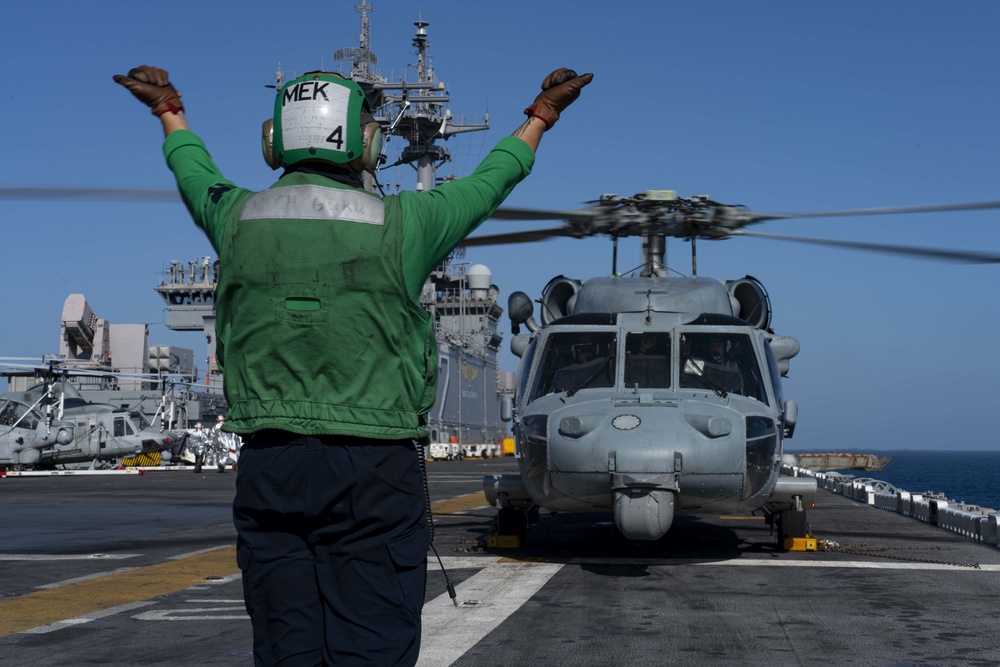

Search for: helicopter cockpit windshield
xmin=680 ymin=331 xmax=767 ymax=403
xmin=532 ymin=331 xmax=617 ymax=398
xmin=129 ymin=410 xmax=152 ymax=430
xmin=0 ymin=399 xmax=41 ymax=430
xmin=624 ymin=332 xmax=672 ymax=388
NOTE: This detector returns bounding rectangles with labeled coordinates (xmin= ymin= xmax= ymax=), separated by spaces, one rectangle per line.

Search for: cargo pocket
xmin=236 ymin=538 xmax=255 ymax=618
xmin=385 ymin=525 xmax=429 ymax=616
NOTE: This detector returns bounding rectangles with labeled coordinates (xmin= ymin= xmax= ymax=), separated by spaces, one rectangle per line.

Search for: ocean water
xmin=791 ymin=449 xmax=1000 ymax=511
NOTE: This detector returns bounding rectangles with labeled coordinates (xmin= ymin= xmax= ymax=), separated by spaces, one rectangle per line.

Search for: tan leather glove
xmin=113 ymin=65 xmax=184 ymax=117
xmin=523 ymin=68 xmax=594 ymax=129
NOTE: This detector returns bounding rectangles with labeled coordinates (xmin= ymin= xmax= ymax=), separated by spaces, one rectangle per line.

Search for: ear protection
xmin=349 ymin=113 xmax=384 ymax=174
xmin=261 ymin=118 xmax=278 ymax=170
xmin=262 ymin=116 xmax=382 ymax=173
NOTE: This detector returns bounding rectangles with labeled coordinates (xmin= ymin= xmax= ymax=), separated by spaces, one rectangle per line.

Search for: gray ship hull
xmin=429 ymin=344 xmax=506 ymax=448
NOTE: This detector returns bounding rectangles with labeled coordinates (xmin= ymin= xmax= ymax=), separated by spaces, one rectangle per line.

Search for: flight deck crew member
xmin=114 ymin=63 xmax=592 ymax=666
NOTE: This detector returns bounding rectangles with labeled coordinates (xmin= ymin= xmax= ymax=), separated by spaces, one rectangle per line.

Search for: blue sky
xmin=2 ymin=1 xmax=999 ymax=451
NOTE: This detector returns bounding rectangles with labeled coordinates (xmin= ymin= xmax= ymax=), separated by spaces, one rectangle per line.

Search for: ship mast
xmin=335 ymin=9 xmax=490 ymax=191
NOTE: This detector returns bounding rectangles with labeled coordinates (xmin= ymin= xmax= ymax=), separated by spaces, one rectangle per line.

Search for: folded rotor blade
xmin=733 ymin=229 xmax=1000 ymax=263
xmin=461 ymin=227 xmax=570 ymax=247
xmin=743 ymin=200 xmax=1000 ymax=224
xmin=0 ymin=185 xmax=181 ymax=202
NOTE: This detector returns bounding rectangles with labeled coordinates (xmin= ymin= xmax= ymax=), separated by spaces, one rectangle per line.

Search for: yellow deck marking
xmin=0 ymin=546 xmax=238 ymax=637
xmin=1 ymin=492 xmax=489 ymax=636
xmin=430 ymin=492 xmax=489 ymax=515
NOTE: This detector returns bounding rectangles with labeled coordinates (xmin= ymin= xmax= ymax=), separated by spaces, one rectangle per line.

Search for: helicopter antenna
xmin=691 ymin=234 xmax=697 ymax=277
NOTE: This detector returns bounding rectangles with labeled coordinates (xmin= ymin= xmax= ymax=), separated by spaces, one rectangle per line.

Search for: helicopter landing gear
xmin=498 ymin=506 xmax=529 ymax=537
xmin=774 ymin=508 xmax=816 ymax=552
xmin=487 ymin=506 xmax=531 ymax=548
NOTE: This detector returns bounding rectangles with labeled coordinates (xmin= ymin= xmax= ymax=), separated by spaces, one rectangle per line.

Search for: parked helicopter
xmin=471 ymin=191 xmax=1000 ymax=548
xmin=0 ymin=362 xmax=178 ymax=470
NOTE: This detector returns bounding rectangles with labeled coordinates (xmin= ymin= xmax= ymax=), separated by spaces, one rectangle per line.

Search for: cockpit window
xmin=624 ymin=332 xmax=671 ymax=388
xmin=130 ymin=411 xmax=151 ymax=430
xmin=680 ymin=331 xmax=767 ymax=404
xmin=516 ymin=337 xmax=538 ymax=405
xmin=0 ymin=399 xmax=41 ymax=430
xmin=763 ymin=338 xmax=784 ymax=406
xmin=530 ymin=331 xmax=617 ymax=399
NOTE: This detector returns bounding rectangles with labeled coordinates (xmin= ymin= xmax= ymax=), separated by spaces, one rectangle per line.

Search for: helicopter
xmin=468 ymin=190 xmax=1000 ymax=548
xmin=0 ymin=361 xmax=179 ymax=470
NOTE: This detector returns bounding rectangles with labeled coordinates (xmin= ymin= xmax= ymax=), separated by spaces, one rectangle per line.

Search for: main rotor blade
xmin=489 ymin=206 xmax=596 ymax=224
xmin=0 ymin=185 xmax=181 ymax=203
xmin=733 ymin=229 xmax=1000 ymax=263
xmin=744 ymin=200 xmax=1000 ymax=224
xmin=461 ymin=227 xmax=571 ymax=247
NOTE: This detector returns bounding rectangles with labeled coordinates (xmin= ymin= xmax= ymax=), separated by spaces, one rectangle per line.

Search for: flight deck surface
xmin=1 ymin=459 xmax=998 ymax=666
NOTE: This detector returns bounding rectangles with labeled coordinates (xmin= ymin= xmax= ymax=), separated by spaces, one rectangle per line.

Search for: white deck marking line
xmin=21 ymin=601 xmax=157 ymax=634
xmin=427 ymin=556 xmax=500 ymax=570
xmin=417 ymin=560 xmax=564 ymax=667
xmin=691 ymin=558 xmax=1000 ymax=572
xmin=0 ymin=553 xmax=140 ymax=561
xmin=134 ymin=605 xmax=248 ymax=622
xmin=431 ymin=555 xmax=1000 ymax=572
xmin=36 ymin=567 xmax=140 ymax=589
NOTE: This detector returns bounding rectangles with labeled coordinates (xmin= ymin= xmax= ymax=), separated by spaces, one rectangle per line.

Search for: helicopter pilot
xmin=707 ymin=339 xmax=736 ymax=369
xmin=573 ymin=342 xmax=598 ymax=364
xmin=552 ymin=341 xmax=614 ymax=392
xmin=687 ymin=336 xmax=744 ymax=395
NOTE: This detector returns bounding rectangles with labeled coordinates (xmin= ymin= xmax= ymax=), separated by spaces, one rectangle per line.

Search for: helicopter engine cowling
xmin=726 ymin=276 xmax=772 ymax=330
xmin=765 ymin=333 xmax=801 ymax=376
xmin=540 ymin=276 xmax=582 ymax=325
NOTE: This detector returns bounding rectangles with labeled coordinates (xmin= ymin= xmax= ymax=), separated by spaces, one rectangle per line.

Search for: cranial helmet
xmin=261 ymin=71 xmax=383 ymax=174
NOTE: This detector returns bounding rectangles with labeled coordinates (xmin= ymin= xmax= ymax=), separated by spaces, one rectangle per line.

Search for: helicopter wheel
xmin=775 ymin=509 xmax=809 ymax=551
xmin=496 ymin=507 xmax=529 ymax=542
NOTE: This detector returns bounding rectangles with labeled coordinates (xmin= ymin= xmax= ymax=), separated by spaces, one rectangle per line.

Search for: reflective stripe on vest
xmin=239 ymin=185 xmax=385 ymax=225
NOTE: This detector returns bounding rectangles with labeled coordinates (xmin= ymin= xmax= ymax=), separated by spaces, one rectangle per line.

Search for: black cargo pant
xmin=233 ymin=432 xmax=429 ymax=666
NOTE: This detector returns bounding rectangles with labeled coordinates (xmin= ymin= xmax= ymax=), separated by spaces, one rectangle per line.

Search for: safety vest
xmin=215 ymin=181 xmax=436 ymax=438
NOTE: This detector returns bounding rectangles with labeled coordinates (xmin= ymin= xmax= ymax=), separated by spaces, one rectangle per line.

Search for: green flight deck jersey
xmin=163 ymin=130 xmax=534 ymax=438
